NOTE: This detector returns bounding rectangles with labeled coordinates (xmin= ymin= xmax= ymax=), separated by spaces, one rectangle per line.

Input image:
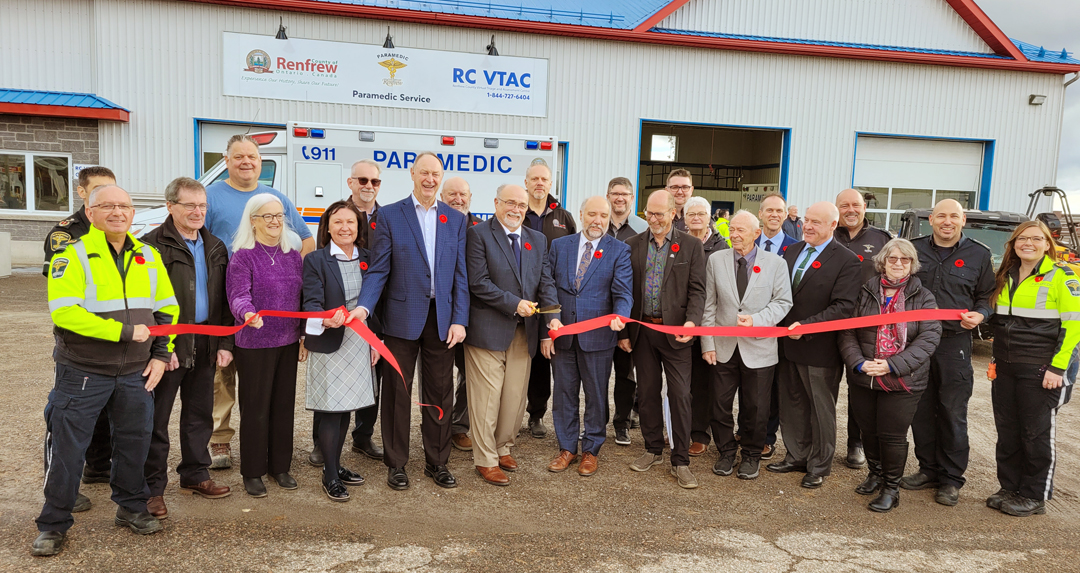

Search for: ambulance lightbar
xmin=249 ymin=132 xmax=277 ymax=145
xmin=359 ymin=131 xmax=375 ymax=142
xmin=540 ymin=141 xmax=553 ymax=150
xmin=525 ymin=141 xmax=539 ymax=150
xmin=294 ymin=127 xmax=309 ymax=137
xmin=442 ymin=136 xmax=456 ymax=146
xmin=310 ymin=129 xmax=325 ymax=138
xmin=484 ymin=138 xmax=499 ymax=148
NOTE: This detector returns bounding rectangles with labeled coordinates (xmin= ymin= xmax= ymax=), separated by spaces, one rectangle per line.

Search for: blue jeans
xmin=37 ymin=364 xmax=153 ymax=532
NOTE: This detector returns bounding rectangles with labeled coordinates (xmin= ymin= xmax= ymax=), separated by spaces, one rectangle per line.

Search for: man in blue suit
xmin=353 ymin=152 xmax=469 ymax=491
xmin=544 ymin=196 xmax=633 ymax=477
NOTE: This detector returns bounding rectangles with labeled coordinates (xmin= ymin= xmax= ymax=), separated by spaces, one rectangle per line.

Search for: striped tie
xmin=575 ymin=242 xmax=593 ymax=290
xmin=792 ymin=246 xmax=816 ymax=289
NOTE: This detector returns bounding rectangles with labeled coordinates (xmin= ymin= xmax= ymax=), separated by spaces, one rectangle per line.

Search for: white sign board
xmin=223 ymin=32 xmax=548 ymax=117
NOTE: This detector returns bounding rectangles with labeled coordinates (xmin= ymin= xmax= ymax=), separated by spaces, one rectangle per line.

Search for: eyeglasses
xmin=350 ymin=177 xmax=381 ymax=187
xmin=91 ymin=203 xmax=134 ymax=212
xmin=173 ymin=202 xmax=208 ymax=212
xmin=886 ymin=256 xmax=913 ymax=265
xmin=497 ymin=199 xmax=528 ymax=211
xmin=253 ymin=213 xmax=285 ymax=222
xmin=686 ymin=211 xmax=709 ymax=219
xmin=608 ymin=192 xmax=633 ymax=198
xmin=644 ymin=210 xmax=671 ymax=220
xmin=667 ymin=185 xmax=692 ymax=193
xmin=1015 ymin=236 xmax=1046 ymax=244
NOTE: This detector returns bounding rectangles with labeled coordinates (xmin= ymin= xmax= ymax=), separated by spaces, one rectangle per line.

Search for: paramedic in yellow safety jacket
xmin=986 ymin=220 xmax=1079 ymax=520
xmin=32 ymin=185 xmax=179 ymax=558
xmin=712 ymin=212 xmax=731 ymax=247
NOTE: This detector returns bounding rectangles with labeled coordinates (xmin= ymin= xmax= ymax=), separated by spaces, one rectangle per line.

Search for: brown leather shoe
xmin=498 ymin=455 xmax=518 ymax=472
xmin=451 ymin=433 xmax=473 ymax=451
xmin=147 ymin=495 xmax=168 ymax=520
xmin=689 ymin=442 xmax=708 ymax=457
xmin=475 ymin=466 xmax=510 ymax=486
xmin=181 ymin=479 xmax=232 ymax=499
xmin=578 ymin=452 xmax=598 ymax=476
xmin=547 ymin=450 xmax=577 ymax=473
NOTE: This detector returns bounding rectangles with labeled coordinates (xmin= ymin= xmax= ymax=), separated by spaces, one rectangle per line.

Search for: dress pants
xmin=552 ymin=336 xmax=614 ymax=455
xmin=381 ymin=302 xmax=456 ymax=469
xmin=463 ymin=325 xmax=531 ymax=467
xmin=910 ymin=333 xmax=975 ymax=488
xmin=451 ymin=345 xmax=471 ymax=435
xmin=38 ymin=364 xmax=153 ymax=533
xmin=210 ymin=361 xmax=237 ymax=444
xmin=145 ymin=334 xmax=215 ymax=496
xmin=633 ymin=328 xmax=693 ymax=466
xmin=992 ymin=360 xmax=1072 ymax=500
xmin=738 ymin=369 xmax=781 ymax=446
xmin=777 ymin=359 xmax=843 ymax=476
xmin=848 ymin=384 xmax=922 ymax=468
xmin=711 ymin=348 xmax=774 ymax=461
xmin=526 ymin=347 xmax=552 ymax=420
xmin=235 ymin=343 xmax=298 ymax=478
xmin=610 ymin=345 xmax=637 ymax=430
xmin=690 ymin=338 xmax=713 ymax=446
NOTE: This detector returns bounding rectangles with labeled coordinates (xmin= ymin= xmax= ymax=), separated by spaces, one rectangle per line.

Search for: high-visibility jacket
xmin=48 ymin=226 xmax=178 ymax=376
xmin=990 ymin=255 xmax=1080 ymax=377
xmin=712 ymin=217 xmax=731 ymax=247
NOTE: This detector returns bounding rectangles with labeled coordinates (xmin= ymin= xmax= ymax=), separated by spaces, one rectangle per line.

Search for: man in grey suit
xmin=701 ymin=211 xmax=793 ymax=480
xmin=464 ymin=184 xmax=559 ymax=486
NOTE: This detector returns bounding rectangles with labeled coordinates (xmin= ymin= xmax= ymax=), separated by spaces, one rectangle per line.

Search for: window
xmin=857 ymin=187 xmax=976 ymax=235
xmin=0 ymin=151 xmax=72 ymax=214
xmin=650 ymin=134 xmax=677 ymax=162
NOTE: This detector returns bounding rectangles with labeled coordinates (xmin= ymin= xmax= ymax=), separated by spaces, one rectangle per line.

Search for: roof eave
xmin=0 ymin=103 xmax=130 ymax=122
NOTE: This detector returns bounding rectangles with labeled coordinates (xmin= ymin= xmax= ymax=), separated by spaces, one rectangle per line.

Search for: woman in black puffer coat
xmin=839 ymin=238 xmax=942 ymax=513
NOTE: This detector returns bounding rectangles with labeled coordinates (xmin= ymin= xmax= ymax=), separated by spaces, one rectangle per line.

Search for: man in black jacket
xmin=902 ymin=199 xmax=995 ymax=506
xmin=141 ymin=177 xmax=233 ymax=519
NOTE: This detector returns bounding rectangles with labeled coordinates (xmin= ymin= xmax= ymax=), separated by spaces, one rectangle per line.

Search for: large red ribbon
xmin=148 ymin=307 xmax=443 ymax=419
xmin=548 ymin=308 xmax=966 ymax=339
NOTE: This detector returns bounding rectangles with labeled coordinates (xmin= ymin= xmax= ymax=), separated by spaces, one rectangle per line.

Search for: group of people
xmin=31 ymin=135 xmax=1075 ymax=557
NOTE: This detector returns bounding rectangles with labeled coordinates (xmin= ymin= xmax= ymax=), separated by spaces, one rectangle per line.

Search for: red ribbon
xmin=548 ymin=308 xmax=966 ymax=340
xmin=148 ymin=307 xmax=443 ymax=419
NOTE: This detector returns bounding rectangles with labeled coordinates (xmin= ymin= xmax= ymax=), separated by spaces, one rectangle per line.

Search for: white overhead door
xmin=853 ymin=136 xmax=985 ymax=234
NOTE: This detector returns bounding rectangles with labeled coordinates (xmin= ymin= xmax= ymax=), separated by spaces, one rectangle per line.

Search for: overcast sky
xmin=977 ymin=0 xmax=1080 ymax=192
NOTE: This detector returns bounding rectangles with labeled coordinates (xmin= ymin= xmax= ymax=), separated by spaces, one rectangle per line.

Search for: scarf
xmin=874 ymin=274 xmax=910 ymax=392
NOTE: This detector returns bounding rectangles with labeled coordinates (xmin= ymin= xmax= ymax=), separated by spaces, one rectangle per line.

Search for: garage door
xmin=853 ymin=135 xmax=985 ymax=234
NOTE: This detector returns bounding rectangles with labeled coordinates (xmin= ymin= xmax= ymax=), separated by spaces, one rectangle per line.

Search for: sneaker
xmin=629 ymin=452 xmax=663 ymax=472
xmin=209 ymin=443 xmax=232 ymax=470
xmin=671 ymin=465 xmax=699 ymax=489
xmin=629 ymin=413 xmax=641 ymax=429
xmin=986 ymin=488 xmax=1017 ymax=510
xmin=1000 ymin=494 xmax=1046 ymax=517
xmin=761 ymin=444 xmax=776 ymax=460
xmin=614 ymin=428 xmax=631 ymax=446
xmin=737 ymin=458 xmax=760 ymax=480
xmin=712 ymin=456 xmax=735 ymax=476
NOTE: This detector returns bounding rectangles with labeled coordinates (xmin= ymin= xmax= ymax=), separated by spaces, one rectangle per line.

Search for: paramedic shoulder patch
xmin=51 ymin=258 xmax=69 ymax=279
xmin=1066 ymin=279 xmax=1080 ymax=297
xmin=49 ymin=231 xmax=72 ymax=252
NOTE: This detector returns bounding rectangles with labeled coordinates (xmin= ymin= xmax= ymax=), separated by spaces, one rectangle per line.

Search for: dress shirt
xmin=412 ymin=194 xmax=439 ymax=298
xmin=792 ymin=237 xmax=832 ymax=282
xmin=306 ymin=242 xmax=359 ymax=336
xmin=578 ymin=233 xmax=600 ymax=266
xmin=758 ymin=230 xmax=785 ymax=253
xmin=183 ymin=234 xmax=209 ymax=324
xmin=643 ymin=227 xmax=674 ymax=317
xmin=734 ymin=246 xmax=758 ymax=282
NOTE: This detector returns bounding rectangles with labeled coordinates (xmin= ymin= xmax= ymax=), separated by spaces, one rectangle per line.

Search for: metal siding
xmin=658 ymin=0 xmax=994 ymax=55
xmin=0 ymin=0 xmax=95 ymax=92
xmin=3 ymin=0 xmax=1063 ymax=219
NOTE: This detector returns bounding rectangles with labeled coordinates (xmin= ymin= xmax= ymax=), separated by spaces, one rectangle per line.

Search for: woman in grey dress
xmin=302 ymin=201 xmax=379 ymax=501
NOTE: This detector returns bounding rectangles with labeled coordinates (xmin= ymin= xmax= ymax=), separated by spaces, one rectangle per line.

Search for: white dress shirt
xmin=306 ymin=241 xmax=359 ymax=336
xmin=412 ymin=194 xmax=438 ymax=298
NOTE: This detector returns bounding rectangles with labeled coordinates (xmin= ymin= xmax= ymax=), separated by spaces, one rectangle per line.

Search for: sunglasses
xmin=350 ymin=177 xmax=382 ymax=187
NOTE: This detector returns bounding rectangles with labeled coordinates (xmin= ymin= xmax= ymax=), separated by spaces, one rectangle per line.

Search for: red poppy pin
xmin=134 ymin=256 xmax=145 ymax=265
xmin=671 ymin=244 xmax=680 ymax=253
xmin=782 ymin=245 xmax=787 ymax=252
xmin=472 ymin=221 xmax=479 ymax=225
xmin=439 ymin=214 xmax=447 ymax=223
xmin=857 ymin=255 xmax=864 ymax=262
xmin=1035 ymin=276 xmax=1043 ymax=282
xmin=753 ymin=265 xmax=761 ymax=273
xmin=955 ymin=259 xmax=964 ymax=268
xmin=811 ymin=261 xmax=821 ymax=269
xmin=370 ymin=221 xmax=376 ymax=230
xmin=359 ymin=261 xmax=368 ymax=270
xmin=549 ymin=202 xmax=558 ymax=210
xmin=594 ymin=250 xmax=603 ymax=259
xmin=524 ymin=242 xmax=532 ymax=251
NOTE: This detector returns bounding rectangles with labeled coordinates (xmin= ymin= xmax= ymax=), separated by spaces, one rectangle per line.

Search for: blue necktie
xmin=764 ymin=240 xmax=773 ymax=252
xmin=508 ymin=233 xmax=522 ymax=270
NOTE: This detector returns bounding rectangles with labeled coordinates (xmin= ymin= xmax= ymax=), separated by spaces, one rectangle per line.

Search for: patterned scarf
xmin=874 ymin=274 xmax=910 ymax=392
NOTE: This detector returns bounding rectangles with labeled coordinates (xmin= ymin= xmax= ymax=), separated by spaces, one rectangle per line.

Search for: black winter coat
xmin=838 ymin=275 xmax=942 ymax=393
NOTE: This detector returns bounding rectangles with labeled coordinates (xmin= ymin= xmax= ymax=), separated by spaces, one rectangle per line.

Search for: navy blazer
xmin=357 ymin=196 xmax=469 ymax=341
xmin=757 ymin=231 xmax=798 ymax=255
xmin=302 ymin=245 xmax=381 ymax=354
xmin=465 ymin=217 xmax=557 ymax=355
xmin=549 ymin=233 xmax=633 ymax=352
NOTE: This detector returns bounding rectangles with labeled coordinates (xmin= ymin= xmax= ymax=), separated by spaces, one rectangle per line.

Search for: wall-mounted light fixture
xmin=1029 ymin=94 xmax=1047 ymax=105
xmin=383 ymin=27 xmax=394 ymax=49
xmin=275 ymin=17 xmax=288 ymax=40
xmin=486 ymin=35 xmax=499 ymax=56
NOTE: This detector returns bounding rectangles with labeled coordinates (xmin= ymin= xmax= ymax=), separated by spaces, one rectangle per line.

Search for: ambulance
xmin=131 ymin=121 xmax=559 ymax=237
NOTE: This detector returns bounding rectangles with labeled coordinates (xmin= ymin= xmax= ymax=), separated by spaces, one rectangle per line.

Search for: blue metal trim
xmin=559 ymin=141 xmax=569 ymax=206
xmin=297 ymin=0 xmax=662 ymax=29
xmin=780 ymin=129 xmax=792 ymax=199
xmin=192 ymin=117 xmax=287 ymax=178
xmin=0 ymin=89 xmax=129 ymax=111
xmin=634 ymin=118 xmax=643 ymax=215
xmin=1011 ymin=39 xmax=1078 ymax=64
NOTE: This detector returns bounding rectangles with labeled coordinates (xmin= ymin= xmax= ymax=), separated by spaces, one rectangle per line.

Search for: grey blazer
xmin=700 ymin=247 xmax=793 ymax=369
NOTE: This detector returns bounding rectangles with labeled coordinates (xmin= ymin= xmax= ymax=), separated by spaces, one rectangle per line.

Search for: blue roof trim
xmin=1012 ymin=39 xmax=1079 ymax=64
xmin=301 ymin=0 xmax=668 ymax=29
xmin=0 ymin=89 xmax=129 ymax=111
xmin=652 ymin=28 xmax=1015 ymax=59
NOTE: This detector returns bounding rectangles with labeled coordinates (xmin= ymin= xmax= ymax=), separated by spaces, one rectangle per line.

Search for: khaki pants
xmin=464 ymin=326 xmax=532 ymax=468
xmin=210 ymin=361 xmax=237 ymax=444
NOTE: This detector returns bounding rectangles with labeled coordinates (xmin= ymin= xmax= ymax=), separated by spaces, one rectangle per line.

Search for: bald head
xmin=495 ymin=184 xmax=528 ymax=231
xmin=730 ymin=210 xmax=760 ymax=230
xmin=930 ymin=199 xmax=967 ymax=247
xmin=803 ymin=201 xmax=839 ymax=247
xmin=441 ymin=176 xmax=472 ymax=215
xmin=86 ymin=184 xmax=134 ymax=239
xmin=836 ymin=188 xmax=867 ymax=232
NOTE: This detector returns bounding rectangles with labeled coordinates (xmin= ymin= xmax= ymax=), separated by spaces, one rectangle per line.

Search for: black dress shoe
xmin=766 ymin=460 xmax=807 ymax=474
xmin=308 ymin=444 xmax=324 ymax=467
xmin=244 ymin=477 xmax=267 ymax=498
xmin=72 ymin=493 xmax=92 ymax=513
xmin=82 ymin=466 xmax=110 ymax=484
xmin=115 ymin=507 xmax=163 ymax=535
xmin=899 ymin=472 xmax=939 ymax=491
xmin=31 ymin=531 xmax=65 ymax=557
xmin=801 ymin=473 xmax=825 ymax=489
xmin=1000 ymin=494 xmax=1046 ymax=517
xmin=323 ymin=479 xmax=350 ymax=502
xmin=352 ymin=437 xmax=384 ymax=460
xmin=271 ymin=473 xmax=298 ymax=490
xmin=387 ymin=467 xmax=409 ymax=490
xmin=424 ymin=464 xmax=458 ymax=488
xmin=338 ymin=467 xmax=365 ymax=486
xmin=935 ymin=484 xmax=960 ymax=506
xmin=845 ymin=445 xmax=866 ymax=469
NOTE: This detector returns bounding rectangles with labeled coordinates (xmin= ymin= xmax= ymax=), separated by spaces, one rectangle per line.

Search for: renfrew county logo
xmin=245 ymin=49 xmax=273 ymax=73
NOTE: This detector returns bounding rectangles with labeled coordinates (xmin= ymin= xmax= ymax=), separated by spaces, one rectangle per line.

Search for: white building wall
xmin=2 ymin=0 xmax=1064 ymax=217
xmin=658 ymin=0 xmax=994 ymax=54
xmin=0 ymin=0 xmax=96 ymax=92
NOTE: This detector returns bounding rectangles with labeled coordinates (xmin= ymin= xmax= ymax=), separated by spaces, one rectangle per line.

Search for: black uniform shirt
xmin=912 ymin=234 xmax=996 ymax=335
xmin=834 ymin=219 xmax=893 ymax=284
xmin=43 ymin=208 xmax=91 ymax=276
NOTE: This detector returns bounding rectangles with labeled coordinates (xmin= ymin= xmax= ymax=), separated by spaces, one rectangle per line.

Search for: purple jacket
xmin=227 ymin=244 xmax=303 ymax=349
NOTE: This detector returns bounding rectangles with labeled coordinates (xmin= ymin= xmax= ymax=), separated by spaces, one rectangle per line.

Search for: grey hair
xmin=526 ymin=160 xmax=551 ymax=177
xmin=164 ymin=177 xmax=205 ymax=203
xmin=87 ymin=184 xmax=129 ymax=207
xmin=225 ymin=134 xmax=260 ymax=154
xmin=873 ymin=238 xmax=921 ymax=275
xmin=730 ymin=209 xmax=760 ymax=230
xmin=351 ymin=159 xmax=381 ymax=175
xmin=579 ymin=195 xmax=611 ymax=212
xmin=232 ymin=193 xmax=300 ymax=254
xmin=684 ymin=196 xmax=711 ymax=215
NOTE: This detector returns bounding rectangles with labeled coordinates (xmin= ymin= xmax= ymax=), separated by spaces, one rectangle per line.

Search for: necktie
xmin=508 ymin=233 xmax=522 ymax=270
xmin=575 ymin=242 xmax=593 ymax=290
xmin=736 ymin=257 xmax=748 ymax=299
xmin=792 ymin=246 xmax=817 ymax=289
xmin=764 ymin=240 xmax=773 ymax=252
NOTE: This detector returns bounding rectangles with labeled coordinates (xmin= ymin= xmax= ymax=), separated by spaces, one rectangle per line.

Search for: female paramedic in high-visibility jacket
xmin=986 ymin=220 xmax=1079 ymax=517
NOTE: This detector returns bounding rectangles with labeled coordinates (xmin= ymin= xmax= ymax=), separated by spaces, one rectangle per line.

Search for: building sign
xmin=223 ymin=33 xmax=548 ymax=117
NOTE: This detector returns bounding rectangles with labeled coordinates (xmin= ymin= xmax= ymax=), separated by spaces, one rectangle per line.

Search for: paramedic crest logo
xmin=377 ymin=52 xmax=409 ymax=86
xmin=244 ymin=50 xmax=273 ymax=73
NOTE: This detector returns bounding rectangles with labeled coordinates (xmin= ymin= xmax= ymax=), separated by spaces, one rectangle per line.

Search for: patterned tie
xmin=508 ymin=233 xmax=522 ymax=270
xmin=792 ymin=246 xmax=816 ymax=289
xmin=575 ymin=241 xmax=593 ymax=290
